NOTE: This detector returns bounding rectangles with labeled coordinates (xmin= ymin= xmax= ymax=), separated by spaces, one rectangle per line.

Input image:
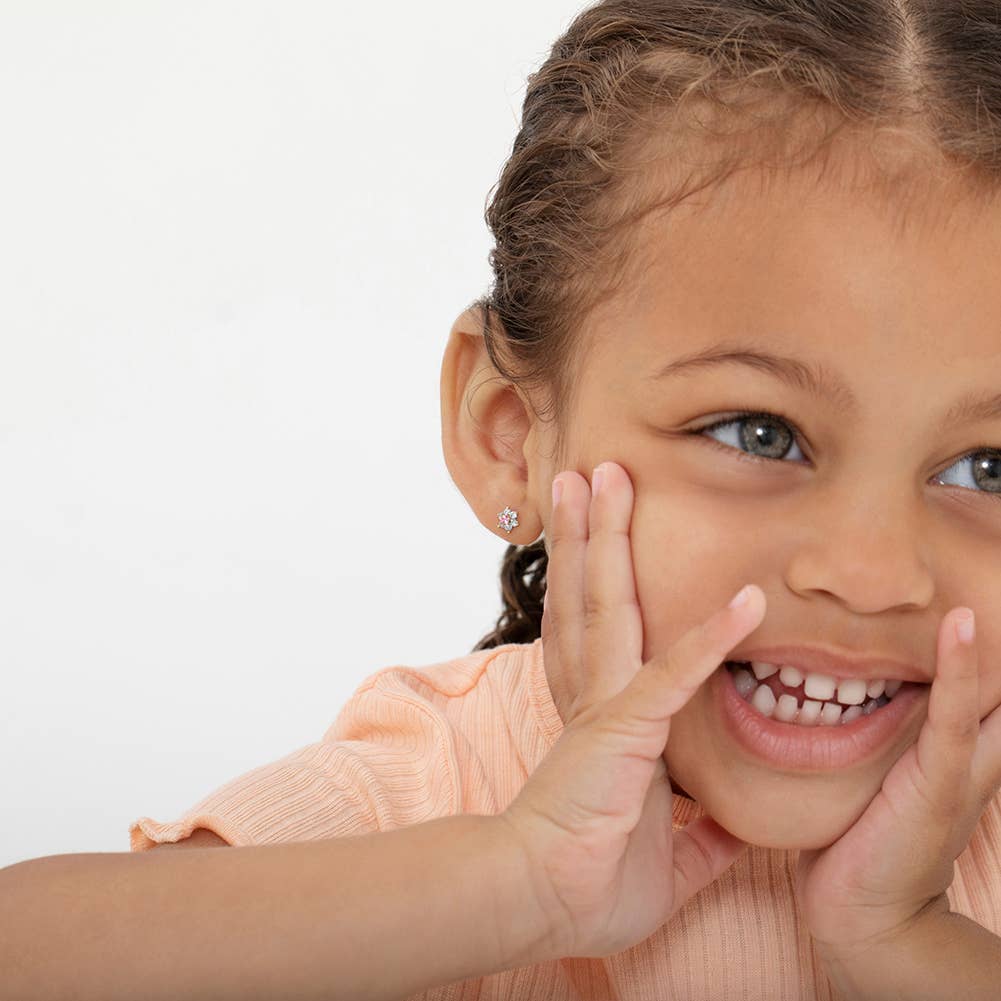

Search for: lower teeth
xmin=726 ymin=662 xmax=893 ymax=727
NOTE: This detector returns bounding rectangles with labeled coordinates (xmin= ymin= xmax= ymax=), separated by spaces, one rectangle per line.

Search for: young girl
xmin=5 ymin=1 xmax=1001 ymax=998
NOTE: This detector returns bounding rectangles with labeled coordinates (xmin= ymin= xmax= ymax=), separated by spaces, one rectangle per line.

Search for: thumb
xmin=671 ymin=815 xmax=750 ymax=910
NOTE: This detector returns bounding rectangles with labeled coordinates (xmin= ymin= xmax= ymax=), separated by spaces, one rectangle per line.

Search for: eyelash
xmin=688 ymin=409 xmax=1001 ymax=503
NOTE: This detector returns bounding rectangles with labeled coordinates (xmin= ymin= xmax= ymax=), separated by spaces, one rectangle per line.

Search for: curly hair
xmin=471 ymin=0 xmax=1001 ymax=651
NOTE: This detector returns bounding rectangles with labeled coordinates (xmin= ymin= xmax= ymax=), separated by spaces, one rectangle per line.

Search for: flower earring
xmin=497 ymin=506 xmax=519 ymax=534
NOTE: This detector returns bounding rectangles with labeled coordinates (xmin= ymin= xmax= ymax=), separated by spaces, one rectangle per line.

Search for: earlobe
xmin=439 ymin=307 xmax=542 ymax=544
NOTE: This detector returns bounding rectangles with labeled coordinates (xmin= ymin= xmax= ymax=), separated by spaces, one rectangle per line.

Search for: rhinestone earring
xmin=497 ymin=506 xmax=519 ymax=534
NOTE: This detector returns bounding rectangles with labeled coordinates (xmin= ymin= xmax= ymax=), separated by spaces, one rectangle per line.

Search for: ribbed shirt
xmin=130 ymin=637 xmax=1001 ymax=1000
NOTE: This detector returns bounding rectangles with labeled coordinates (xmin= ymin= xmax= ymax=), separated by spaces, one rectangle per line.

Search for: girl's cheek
xmin=631 ymin=491 xmax=759 ymax=646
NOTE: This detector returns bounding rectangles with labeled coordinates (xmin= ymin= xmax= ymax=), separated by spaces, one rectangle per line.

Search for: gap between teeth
xmin=726 ymin=661 xmax=895 ymax=726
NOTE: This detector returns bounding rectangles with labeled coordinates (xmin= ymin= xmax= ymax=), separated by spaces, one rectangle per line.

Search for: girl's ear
xmin=440 ymin=306 xmax=544 ymax=545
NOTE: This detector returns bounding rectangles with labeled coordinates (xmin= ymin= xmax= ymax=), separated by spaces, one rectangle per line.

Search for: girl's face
xmin=539 ymin=161 xmax=1001 ymax=849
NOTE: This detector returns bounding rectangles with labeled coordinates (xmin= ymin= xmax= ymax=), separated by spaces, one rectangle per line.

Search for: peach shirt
xmin=130 ymin=637 xmax=1001 ymax=1000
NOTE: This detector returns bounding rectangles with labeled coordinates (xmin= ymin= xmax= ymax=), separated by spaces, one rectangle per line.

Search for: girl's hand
xmin=794 ymin=607 xmax=1001 ymax=960
xmin=497 ymin=461 xmax=765 ymax=960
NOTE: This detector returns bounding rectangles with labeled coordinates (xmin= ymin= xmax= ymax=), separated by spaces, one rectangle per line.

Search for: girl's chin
xmin=683 ymin=775 xmax=878 ymax=850
xmin=720 ymin=807 xmax=859 ymax=851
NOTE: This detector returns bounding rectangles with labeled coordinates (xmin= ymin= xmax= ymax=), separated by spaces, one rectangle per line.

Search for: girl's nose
xmin=782 ymin=490 xmax=935 ymax=615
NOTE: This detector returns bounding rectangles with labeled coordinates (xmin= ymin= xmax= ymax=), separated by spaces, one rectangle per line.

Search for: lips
xmin=714 ymin=662 xmax=928 ymax=771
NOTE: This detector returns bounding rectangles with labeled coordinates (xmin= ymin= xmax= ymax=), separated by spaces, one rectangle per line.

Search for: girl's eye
xmin=935 ymin=451 xmax=1001 ymax=498
xmin=695 ymin=411 xmax=807 ymax=465
xmin=693 ymin=410 xmax=1001 ymax=502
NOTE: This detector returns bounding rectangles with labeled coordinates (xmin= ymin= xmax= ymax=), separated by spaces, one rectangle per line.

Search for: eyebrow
xmin=648 ymin=343 xmax=1001 ymax=432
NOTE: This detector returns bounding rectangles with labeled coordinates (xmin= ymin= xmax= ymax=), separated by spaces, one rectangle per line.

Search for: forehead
xmin=586 ymin=146 xmax=1001 ymax=388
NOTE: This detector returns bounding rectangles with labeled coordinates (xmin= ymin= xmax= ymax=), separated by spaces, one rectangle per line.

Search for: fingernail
xmin=956 ymin=610 xmax=976 ymax=645
xmin=592 ymin=464 xmax=605 ymax=497
xmin=728 ymin=585 xmax=752 ymax=609
xmin=552 ymin=477 xmax=564 ymax=507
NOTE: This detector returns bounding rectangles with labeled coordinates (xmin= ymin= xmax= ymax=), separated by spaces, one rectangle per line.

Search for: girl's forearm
xmin=0 ymin=814 xmax=553 ymax=1001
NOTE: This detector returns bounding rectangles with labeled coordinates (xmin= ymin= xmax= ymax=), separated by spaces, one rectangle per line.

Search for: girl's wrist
xmin=483 ymin=811 xmax=570 ymax=968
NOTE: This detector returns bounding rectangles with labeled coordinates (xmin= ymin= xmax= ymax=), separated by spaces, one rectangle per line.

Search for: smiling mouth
xmin=715 ymin=659 xmax=929 ymax=772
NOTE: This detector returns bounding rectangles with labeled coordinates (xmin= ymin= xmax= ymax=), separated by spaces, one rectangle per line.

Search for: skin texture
xmin=439 ymin=146 xmax=1001 ymax=850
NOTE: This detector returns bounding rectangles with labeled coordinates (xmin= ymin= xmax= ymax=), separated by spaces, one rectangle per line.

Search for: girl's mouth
xmin=713 ymin=661 xmax=928 ymax=771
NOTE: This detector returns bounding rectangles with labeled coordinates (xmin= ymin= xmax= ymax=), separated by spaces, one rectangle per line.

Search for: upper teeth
xmin=749 ymin=662 xmax=903 ymax=703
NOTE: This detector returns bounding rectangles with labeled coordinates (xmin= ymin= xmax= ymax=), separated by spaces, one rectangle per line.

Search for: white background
xmin=0 ymin=1 xmax=581 ymax=869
